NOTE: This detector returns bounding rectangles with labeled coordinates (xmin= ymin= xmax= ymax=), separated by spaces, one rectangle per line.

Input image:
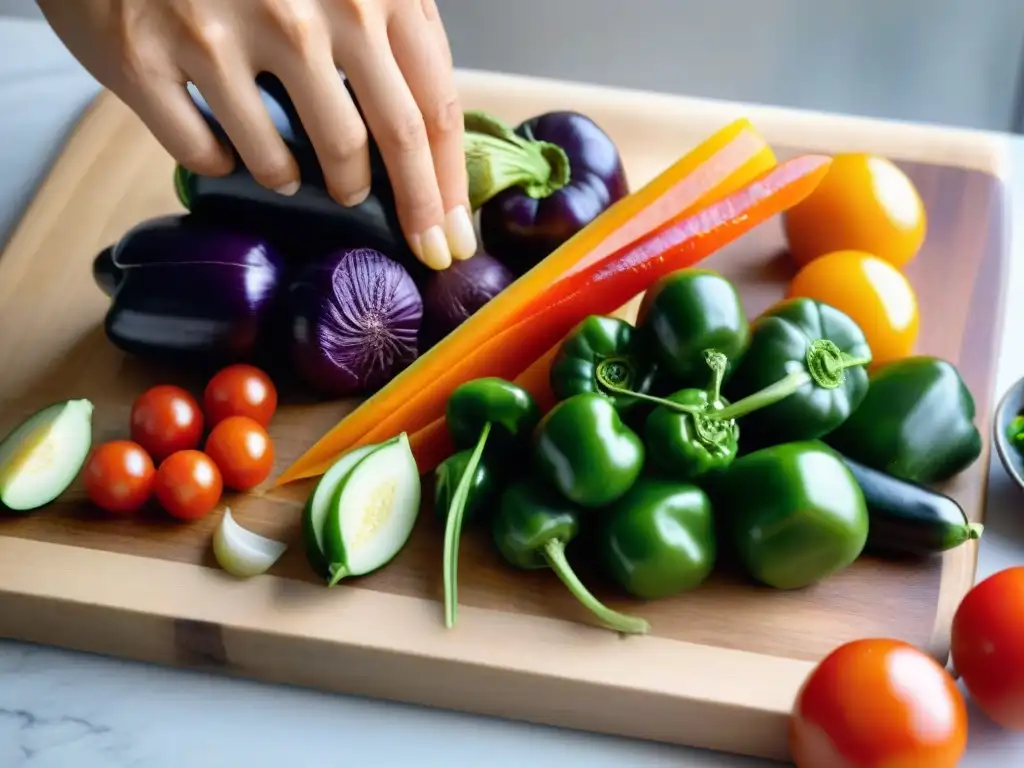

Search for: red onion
xmin=286 ymin=247 xmax=422 ymax=397
xmin=420 ymin=251 xmax=516 ymax=349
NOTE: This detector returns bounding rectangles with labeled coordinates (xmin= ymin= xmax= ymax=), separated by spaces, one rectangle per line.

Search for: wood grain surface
xmin=0 ymin=71 xmax=1010 ymax=760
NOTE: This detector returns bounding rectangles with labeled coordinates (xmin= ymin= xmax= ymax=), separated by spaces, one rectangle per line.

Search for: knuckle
xmin=381 ymin=109 xmax=427 ymax=153
xmin=335 ymin=0 xmax=373 ymax=27
xmin=422 ymin=94 xmax=462 ymax=142
xmin=251 ymin=155 xmax=297 ymax=189
xmin=117 ymin=36 xmax=163 ymax=84
xmin=321 ymin=125 xmax=369 ymax=166
xmin=261 ymin=0 xmax=320 ymax=52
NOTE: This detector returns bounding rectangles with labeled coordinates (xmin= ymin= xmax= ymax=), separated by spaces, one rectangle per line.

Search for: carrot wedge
xmin=346 ymin=155 xmax=833 ymax=475
xmin=276 ymin=120 xmax=776 ymax=485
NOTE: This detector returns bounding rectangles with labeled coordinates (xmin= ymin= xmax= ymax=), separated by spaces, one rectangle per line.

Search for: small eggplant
xmin=100 ymin=215 xmax=286 ymax=365
xmin=179 ymin=75 xmax=423 ymax=278
xmin=467 ymin=111 xmax=628 ymax=275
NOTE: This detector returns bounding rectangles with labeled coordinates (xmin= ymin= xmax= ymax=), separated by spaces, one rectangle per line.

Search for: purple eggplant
xmin=466 ymin=111 xmax=628 ymax=275
xmin=100 ymin=215 xmax=286 ymax=365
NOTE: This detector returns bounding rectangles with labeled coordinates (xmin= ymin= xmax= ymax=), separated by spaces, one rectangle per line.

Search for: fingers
xmin=388 ymin=5 xmax=476 ymax=261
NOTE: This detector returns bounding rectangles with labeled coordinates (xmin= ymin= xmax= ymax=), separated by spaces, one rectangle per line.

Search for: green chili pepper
xmin=719 ymin=440 xmax=868 ymax=590
xmin=643 ymin=350 xmax=740 ymax=481
xmin=493 ymin=477 xmax=650 ymax=635
xmin=636 ymin=268 xmax=750 ymax=386
xmin=598 ymin=477 xmax=716 ymax=600
xmin=549 ymin=315 xmax=656 ymax=412
xmin=825 ymin=356 xmax=982 ymax=484
xmin=533 ymin=393 xmax=645 ymax=507
xmin=1009 ymin=415 xmax=1024 ymax=457
xmin=723 ymin=297 xmax=872 ymax=446
xmin=443 ymin=378 xmax=541 ymax=628
xmin=433 ymin=449 xmax=499 ymax=525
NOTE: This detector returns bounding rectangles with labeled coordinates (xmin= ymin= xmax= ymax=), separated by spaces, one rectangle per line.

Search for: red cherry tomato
xmin=153 ymin=450 xmax=223 ymax=520
xmin=790 ymin=638 xmax=967 ymax=768
xmin=951 ymin=566 xmax=1024 ymax=730
xmin=203 ymin=416 xmax=275 ymax=491
xmin=83 ymin=440 xmax=155 ymax=514
xmin=203 ymin=364 xmax=278 ymax=428
xmin=130 ymin=385 xmax=204 ymax=462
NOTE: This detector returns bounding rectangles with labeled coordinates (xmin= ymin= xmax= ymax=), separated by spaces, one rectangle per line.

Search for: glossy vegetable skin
xmin=549 ymin=315 xmax=655 ymax=411
xmin=599 ymin=478 xmax=716 ymax=600
xmin=719 ymin=441 xmax=868 ymax=590
xmin=130 ymin=385 xmax=204 ymax=462
xmin=275 ymin=118 xmax=781 ymax=485
xmin=101 ymin=216 xmax=286 ymax=365
xmin=204 ymin=416 xmax=275 ymax=491
xmin=841 ymin=456 xmax=982 ymax=556
xmin=433 ymin=449 xmax=499 ymax=525
xmin=787 ymin=249 xmax=919 ymax=366
xmin=636 ymin=268 xmax=749 ymax=386
xmin=203 ymin=364 xmax=278 ymax=428
xmin=826 ymin=356 xmax=982 ymax=484
xmin=154 ymin=450 xmax=223 ymax=520
xmin=951 ymin=567 xmax=1024 ymax=730
xmin=83 ymin=440 xmax=155 ymax=515
xmin=783 ymin=153 xmax=927 ymax=269
xmin=493 ymin=477 xmax=649 ymax=635
xmin=420 ymin=252 xmax=515 ymax=349
xmin=279 ymin=154 xmax=832 ymax=485
xmin=285 ymin=248 xmax=423 ymax=398
xmin=790 ymin=638 xmax=966 ymax=768
xmin=724 ymin=297 xmax=871 ymax=447
xmin=469 ymin=111 xmax=628 ymax=275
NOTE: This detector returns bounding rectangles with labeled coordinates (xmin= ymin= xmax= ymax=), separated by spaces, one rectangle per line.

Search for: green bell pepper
xmin=719 ymin=440 xmax=868 ymax=590
xmin=636 ymin=268 xmax=750 ymax=387
xmin=825 ymin=356 xmax=982 ymax=484
xmin=493 ymin=477 xmax=650 ymax=635
xmin=723 ymin=297 xmax=872 ymax=446
xmin=598 ymin=477 xmax=716 ymax=600
xmin=533 ymin=393 xmax=645 ymax=507
xmin=443 ymin=377 xmax=541 ymax=628
xmin=643 ymin=350 xmax=740 ymax=481
xmin=549 ymin=315 xmax=656 ymax=412
xmin=434 ymin=449 xmax=499 ymax=525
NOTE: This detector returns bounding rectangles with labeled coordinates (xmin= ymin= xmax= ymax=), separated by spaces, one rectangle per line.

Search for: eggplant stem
xmin=442 ymin=421 xmax=492 ymax=628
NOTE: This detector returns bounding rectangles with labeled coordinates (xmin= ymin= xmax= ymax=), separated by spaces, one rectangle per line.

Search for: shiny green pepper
xmin=433 ymin=449 xmax=499 ymax=524
xmin=598 ymin=477 xmax=716 ymax=600
xmin=533 ymin=393 xmax=645 ymax=508
xmin=493 ymin=478 xmax=649 ymax=635
xmin=644 ymin=350 xmax=739 ymax=481
xmin=636 ymin=268 xmax=750 ymax=387
xmin=724 ymin=297 xmax=872 ymax=446
xmin=719 ymin=440 xmax=868 ymax=590
xmin=442 ymin=377 xmax=541 ymax=628
xmin=549 ymin=315 xmax=656 ymax=412
xmin=825 ymin=356 xmax=982 ymax=484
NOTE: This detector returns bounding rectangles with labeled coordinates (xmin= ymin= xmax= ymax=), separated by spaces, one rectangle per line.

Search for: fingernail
xmin=444 ymin=206 xmax=478 ymax=260
xmin=342 ymin=186 xmax=371 ymax=207
xmin=411 ymin=225 xmax=452 ymax=270
xmin=275 ymin=181 xmax=300 ymax=196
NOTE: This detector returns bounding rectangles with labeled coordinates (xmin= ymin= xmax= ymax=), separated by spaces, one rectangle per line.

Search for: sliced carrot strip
xmin=277 ymin=120 xmax=776 ymax=485
xmin=350 ymin=156 xmax=832 ymax=474
xmin=409 ymin=418 xmax=453 ymax=475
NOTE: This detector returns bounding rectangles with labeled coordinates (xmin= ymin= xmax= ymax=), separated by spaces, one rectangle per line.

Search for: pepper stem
xmin=327 ymin=563 xmax=349 ymax=588
xmin=708 ymin=341 xmax=871 ymax=422
xmin=704 ymin=350 xmax=727 ymax=402
xmin=596 ymin=360 xmax=702 ymax=415
xmin=442 ymin=421 xmax=492 ymax=629
xmin=542 ymin=539 xmax=650 ymax=636
xmin=463 ymin=110 xmax=571 ymax=210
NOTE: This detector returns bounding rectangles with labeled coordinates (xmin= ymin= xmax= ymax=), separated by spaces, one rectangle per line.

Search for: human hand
xmin=38 ymin=0 xmax=476 ymax=270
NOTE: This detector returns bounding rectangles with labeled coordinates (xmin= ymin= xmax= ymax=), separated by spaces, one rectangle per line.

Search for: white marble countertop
xmin=2 ymin=16 xmax=1024 ymax=768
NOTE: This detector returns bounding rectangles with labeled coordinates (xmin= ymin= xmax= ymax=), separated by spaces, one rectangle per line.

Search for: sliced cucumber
xmin=0 ymin=399 xmax=94 ymax=512
xmin=301 ymin=442 xmax=385 ymax=578
xmin=324 ymin=432 xmax=421 ymax=584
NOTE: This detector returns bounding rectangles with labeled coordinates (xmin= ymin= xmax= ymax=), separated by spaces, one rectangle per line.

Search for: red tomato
xmin=951 ymin=566 xmax=1024 ymax=729
xmin=153 ymin=450 xmax=223 ymax=520
xmin=203 ymin=416 xmax=275 ymax=491
xmin=203 ymin=364 xmax=278 ymax=428
xmin=790 ymin=638 xmax=967 ymax=768
xmin=130 ymin=385 xmax=204 ymax=461
xmin=83 ymin=440 xmax=155 ymax=514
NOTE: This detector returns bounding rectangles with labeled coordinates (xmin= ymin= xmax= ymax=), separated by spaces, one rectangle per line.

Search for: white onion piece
xmin=212 ymin=508 xmax=287 ymax=578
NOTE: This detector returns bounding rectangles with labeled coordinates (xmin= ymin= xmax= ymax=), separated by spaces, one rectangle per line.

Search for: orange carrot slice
xmin=277 ymin=120 xmax=776 ymax=485
xmin=350 ymin=155 xmax=832 ymax=476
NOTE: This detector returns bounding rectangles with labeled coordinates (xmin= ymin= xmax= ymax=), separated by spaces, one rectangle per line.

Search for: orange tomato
xmin=204 ymin=416 xmax=275 ymax=491
xmin=790 ymin=638 xmax=967 ymax=768
xmin=83 ymin=440 xmax=155 ymax=514
xmin=783 ymin=153 xmax=926 ymax=268
xmin=153 ymin=450 xmax=223 ymax=520
xmin=203 ymin=364 xmax=278 ymax=428
xmin=787 ymin=250 xmax=919 ymax=366
xmin=951 ymin=567 xmax=1024 ymax=730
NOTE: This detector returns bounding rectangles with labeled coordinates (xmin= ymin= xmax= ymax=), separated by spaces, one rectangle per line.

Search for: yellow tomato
xmin=787 ymin=250 xmax=919 ymax=366
xmin=783 ymin=153 xmax=926 ymax=268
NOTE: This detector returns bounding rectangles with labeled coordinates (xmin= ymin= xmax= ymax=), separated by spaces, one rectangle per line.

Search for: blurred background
xmin=2 ymin=0 xmax=1023 ymax=132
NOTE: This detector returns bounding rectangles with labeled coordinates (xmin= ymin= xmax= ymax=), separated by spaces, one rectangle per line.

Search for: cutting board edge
xmin=0 ymin=535 xmax=810 ymax=762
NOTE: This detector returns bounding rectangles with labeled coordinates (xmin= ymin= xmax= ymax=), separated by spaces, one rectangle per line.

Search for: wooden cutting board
xmin=0 ymin=69 xmax=1010 ymax=762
